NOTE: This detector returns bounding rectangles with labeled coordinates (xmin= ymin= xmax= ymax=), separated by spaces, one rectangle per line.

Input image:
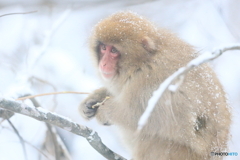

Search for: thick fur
xmin=79 ymin=11 xmax=231 ymax=160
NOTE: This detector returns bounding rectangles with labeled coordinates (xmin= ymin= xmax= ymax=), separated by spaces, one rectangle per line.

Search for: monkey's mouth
xmin=101 ymin=72 xmax=115 ymax=80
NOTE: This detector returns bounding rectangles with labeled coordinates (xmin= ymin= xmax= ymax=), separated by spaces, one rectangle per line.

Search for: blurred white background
xmin=0 ymin=0 xmax=239 ymax=160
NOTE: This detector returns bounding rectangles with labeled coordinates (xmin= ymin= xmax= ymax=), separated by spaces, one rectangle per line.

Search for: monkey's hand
xmin=80 ymin=99 xmax=99 ymax=119
xmin=79 ymin=88 xmax=108 ymax=120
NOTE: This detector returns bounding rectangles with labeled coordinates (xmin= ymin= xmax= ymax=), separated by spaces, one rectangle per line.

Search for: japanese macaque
xmin=79 ymin=11 xmax=231 ymax=160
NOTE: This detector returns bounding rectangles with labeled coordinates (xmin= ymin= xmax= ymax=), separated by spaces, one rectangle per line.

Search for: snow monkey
xmin=79 ymin=11 xmax=231 ymax=160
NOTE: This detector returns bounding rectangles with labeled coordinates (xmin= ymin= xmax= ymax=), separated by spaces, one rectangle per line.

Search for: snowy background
xmin=0 ymin=0 xmax=239 ymax=160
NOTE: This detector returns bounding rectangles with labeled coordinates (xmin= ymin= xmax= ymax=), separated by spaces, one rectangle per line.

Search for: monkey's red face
xmin=98 ymin=43 xmax=120 ymax=80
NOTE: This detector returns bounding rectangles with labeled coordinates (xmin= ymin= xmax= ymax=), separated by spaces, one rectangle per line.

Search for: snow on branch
xmin=0 ymin=97 xmax=126 ymax=160
xmin=138 ymin=44 xmax=240 ymax=131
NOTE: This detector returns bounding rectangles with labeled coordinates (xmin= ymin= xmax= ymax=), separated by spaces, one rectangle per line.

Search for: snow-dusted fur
xmin=80 ymin=11 xmax=231 ymax=160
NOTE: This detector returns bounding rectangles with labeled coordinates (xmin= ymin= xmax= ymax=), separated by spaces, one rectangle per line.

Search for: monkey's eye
xmin=101 ymin=44 xmax=106 ymax=50
xmin=111 ymin=47 xmax=118 ymax=53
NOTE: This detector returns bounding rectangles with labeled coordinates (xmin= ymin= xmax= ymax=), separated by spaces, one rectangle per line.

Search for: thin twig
xmin=0 ymin=11 xmax=37 ymax=18
xmin=16 ymin=91 xmax=89 ymax=101
xmin=7 ymin=119 xmax=28 ymax=160
xmin=28 ymin=8 xmax=71 ymax=67
xmin=92 ymin=96 xmax=110 ymax=108
xmin=24 ymin=141 xmax=49 ymax=159
xmin=1 ymin=125 xmax=50 ymax=159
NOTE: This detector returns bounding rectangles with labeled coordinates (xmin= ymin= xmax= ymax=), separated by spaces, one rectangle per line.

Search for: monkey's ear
xmin=141 ymin=36 xmax=156 ymax=53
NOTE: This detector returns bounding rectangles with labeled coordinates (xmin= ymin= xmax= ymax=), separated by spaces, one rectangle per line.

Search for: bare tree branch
xmin=138 ymin=44 xmax=240 ymax=131
xmin=0 ymin=98 xmax=127 ymax=160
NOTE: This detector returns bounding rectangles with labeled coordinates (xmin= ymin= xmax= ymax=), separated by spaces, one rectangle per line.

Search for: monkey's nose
xmin=102 ymin=63 xmax=106 ymax=66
